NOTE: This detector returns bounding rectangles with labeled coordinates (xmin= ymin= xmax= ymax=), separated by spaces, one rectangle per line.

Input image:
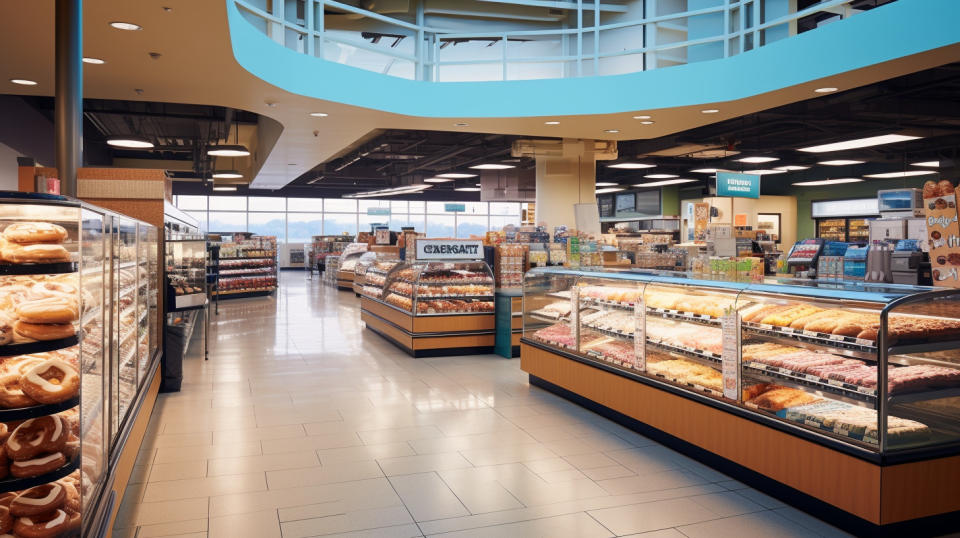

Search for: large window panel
xmin=490 ymin=215 xmax=521 ymax=230
xmin=490 ymin=202 xmax=521 ymax=216
xmin=324 ymin=199 xmax=357 ymax=213
xmin=408 ymin=201 xmax=425 ymax=214
xmin=248 ymin=212 xmax=286 ymax=242
xmin=185 ymin=211 xmax=208 ymax=232
xmin=427 ymin=215 xmax=455 ymax=237
xmin=249 ymin=196 xmax=286 ymax=211
xmin=426 ymin=201 xmax=451 ymax=214
xmin=359 ymin=214 xmax=390 ymax=234
xmin=287 ymin=212 xmax=324 ymax=243
xmin=324 ymin=213 xmax=358 ymax=236
xmin=463 ymin=202 xmax=488 ymax=215
xmin=209 ymin=196 xmax=247 ymax=211
xmin=208 ymin=212 xmax=247 ymax=233
xmin=177 ymin=195 xmax=207 ymax=211
xmin=390 ymin=201 xmax=408 ymax=213
xmin=287 ymin=197 xmax=322 ymax=212
xmin=405 ymin=214 xmax=426 ymax=233
xmin=457 ymin=215 xmax=488 ymax=238
xmin=359 ymin=200 xmax=390 ymax=211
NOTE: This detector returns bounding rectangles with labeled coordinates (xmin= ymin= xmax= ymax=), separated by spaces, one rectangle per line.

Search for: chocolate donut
xmin=9 ymin=483 xmax=66 ymax=517
xmin=10 ymin=452 xmax=67 ymax=478
xmin=13 ymin=508 xmax=72 ymax=538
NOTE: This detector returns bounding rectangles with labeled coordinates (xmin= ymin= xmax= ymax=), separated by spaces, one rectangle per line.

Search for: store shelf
xmin=217 ymin=269 xmax=275 ymax=276
xmin=0 ymin=456 xmax=79 ymax=494
xmin=582 ymin=324 xmax=634 ymax=341
xmin=0 ymin=395 xmax=80 ymax=422
xmin=0 ymin=261 xmax=77 ymax=275
xmin=0 ymin=333 xmax=79 ymax=355
xmin=743 ymin=361 xmax=877 ymax=406
xmin=646 ymin=307 xmax=721 ymax=326
xmin=646 ymin=338 xmax=722 ymax=364
xmin=212 ymin=288 xmax=276 ymax=296
xmin=218 ymin=256 xmax=276 ymax=261
xmin=581 ymin=297 xmax=634 ymax=311
xmin=742 ymin=321 xmax=878 ymax=359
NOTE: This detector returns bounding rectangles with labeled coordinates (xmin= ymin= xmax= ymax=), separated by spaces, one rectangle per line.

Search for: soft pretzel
xmin=6 ymin=416 xmax=67 ymax=461
xmin=9 ymin=483 xmax=65 ymax=517
xmin=13 ymin=507 xmax=73 ymax=538
xmin=10 ymin=452 xmax=67 ymax=478
xmin=20 ymin=359 xmax=79 ymax=404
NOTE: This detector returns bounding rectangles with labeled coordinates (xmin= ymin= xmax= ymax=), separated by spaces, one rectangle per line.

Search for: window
xmin=287 ymin=197 xmax=322 ymax=212
xmin=490 ymin=215 xmax=521 ymax=230
xmin=457 ymin=215 xmax=488 ymax=238
xmin=248 ymin=212 xmax=286 ymax=241
xmin=209 ymin=196 xmax=246 ymax=211
xmin=427 ymin=201 xmax=451 ymax=214
xmin=427 ymin=215 xmax=455 ymax=237
xmin=287 ymin=212 xmax=324 ymax=243
xmin=324 ymin=212 xmax=357 ymax=236
xmin=359 ymin=214 xmax=389 ymax=233
xmin=208 ymin=212 xmax=246 ymax=233
xmin=490 ymin=202 xmax=521 ymax=216
xmin=408 ymin=201 xmax=425 ymax=214
xmin=463 ymin=202 xmax=487 ymax=215
xmin=359 ymin=200 xmax=390 ymax=211
xmin=324 ymin=199 xmax=357 ymax=213
xmin=390 ymin=201 xmax=408 ymax=213
xmin=176 ymin=195 xmax=207 ymax=211
xmin=249 ymin=197 xmax=286 ymax=211
xmin=184 ymin=211 xmax=207 ymax=232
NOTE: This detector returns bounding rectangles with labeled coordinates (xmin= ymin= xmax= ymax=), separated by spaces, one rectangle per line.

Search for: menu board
xmin=922 ymin=180 xmax=960 ymax=287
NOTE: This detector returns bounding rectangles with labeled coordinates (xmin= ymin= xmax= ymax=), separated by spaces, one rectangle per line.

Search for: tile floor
xmin=113 ymin=273 xmax=850 ymax=538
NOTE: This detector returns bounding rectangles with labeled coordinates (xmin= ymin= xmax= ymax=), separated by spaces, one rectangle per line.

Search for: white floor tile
xmin=424 ymin=512 xmax=612 ymax=538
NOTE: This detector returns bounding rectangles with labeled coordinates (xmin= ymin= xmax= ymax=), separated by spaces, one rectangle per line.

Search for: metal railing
xmin=234 ymin=0 xmax=876 ymax=82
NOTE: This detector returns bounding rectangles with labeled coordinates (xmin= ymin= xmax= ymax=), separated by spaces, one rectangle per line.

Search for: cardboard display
xmin=922 ymin=181 xmax=960 ymax=287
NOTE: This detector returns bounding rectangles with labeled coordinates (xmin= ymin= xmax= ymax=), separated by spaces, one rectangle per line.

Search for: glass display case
xmin=213 ymin=235 xmax=277 ymax=297
xmin=381 ymin=261 xmax=495 ymax=315
xmin=332 ymin=244 xmax=368 ymax=290
xmin=164 ymin=236 xmax=207 ymax=309
xmin=310 ymin=235 xmax=352 ymax=272
xmin=523 ymin=267 xmax=960 ymax=455
xmin=360 ymin=260 xmax=401 ymax=299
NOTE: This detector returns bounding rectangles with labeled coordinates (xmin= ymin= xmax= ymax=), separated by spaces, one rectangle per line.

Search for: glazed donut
xmin=1 ymin=355 xmax=48 ymax=376
xmin=10 ymin=452 xmax=67 ymax=478
xmin=13 ymin=321 xmax=74 ymax=341
xmin=1 ymin=243 xmax=71 ymax=264
xmin=30 ymin=280 xmax=78 ymax=299
xmin=16 ymin=297 xmax=78 ymax=325
xmin=0 ymin=448 xmax=7 ymax=480
xmin=0 ymin=374 xmax=36 ymax=409
xmin=13 ymin=508 xmax=72 ymax=538
xmin=0 ymin=320 xmax=11 ymax=346
xmin=20 ymin=359 xmax=79 ymax=404
xmin=2 ymin=223 xmax=67 ymax=244
xmin=6 ymin=416 xmax=67 ymax=461
xmin=59 ymin=479 xmax=80 ymax=513
xmin=0 ymin=506 xmax=10 ymax=534
xmin=9 ymin=483 xmax=65 ymax=517
xmin=62 ymin=434 xmax=79 ymax=460
xmin=0 ymin=493 xmax=14 ymax=508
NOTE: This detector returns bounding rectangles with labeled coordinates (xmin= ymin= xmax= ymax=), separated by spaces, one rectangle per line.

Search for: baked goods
xmin=9 ymin=484 xmax=65 ymax=517
xmin=20 ymin=360 xmax=79 ymax=404
xmin=1 ymin=244 xmax=70 ymax=264
xmin=746 ymin=386 xmax=820 ymax=411
xmin=646 ymin=318 xmax=723 ymax=355
xmin=2 ymin=223 xmax=67 ymax=245
xmin=13 ymin=507 xmax=73 ymax=537
xmin=532 ymin=323 xmax=576 ymax=349
xmin=12 ymin=321 xmax=74 ymax=342
xmin=6 ymin=416 xmax=67 ymax=461
xmin=760 ymin=305 xmax=823 ymax=327
xmin=15 ymin=297 xmax=78 ymax=325
xmin=647 ymin=358 xmax=723 ymax=392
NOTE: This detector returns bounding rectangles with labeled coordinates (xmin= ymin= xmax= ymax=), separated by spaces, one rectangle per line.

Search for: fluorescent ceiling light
xmin=544 ymin=121 xmax=560 ymax=125
xmin=644 ymin=174 xmax=678 ymax=179
xmin=455 ymin=187 xmax=481 ymax=192
xmin=818 ymin=160 xmax=864 ymax=166
xmin=424 ymin=177 xmax=453 ymax=183
xmin=690 ymin=168 xmax=727 ymax=174
xmin=595 ymin=182 xmax=620 ymax=187
xmin=208 ymin=145 xmax=250 ymax=157
xmin=82 ymin=57 xmax=105 ymax=64
xmin=604 ymin=129 xmax=620 ymax=134
xmin=632 ymin=115 xmax=652 ymax=120
xmin=634 ymin=179 xmax=698 ymax=187
xmin=212 ymin=170 xmax=243 ymax=179
xmin=608 ymin=163 xmax=655 ymax=169
xmin=107 ymin=136 xmax=153 ymax=149
xmin=864 ymin=170 xmax=937 ymax=178
xmin=737 ymin=156 xmax=779 ymax=164
xmin=793 ymin=178 xmax=863 ymax=186
xmin=437 ymin=173 xmax=477 ymax=179
xmin=10 ymin=79 xmax=37 ymax=86
xmin=212 ymin=186 xmax=237 ymax=191
xmin=911 ymin=161 xmax=940 ymax=167
xmin=470 ymin=164 xmax=514 ymax=170
xmin=309 ymin=112 xmax=328 ymax=117
xmin=745 ymin=169 xmax=787 ymax=175
xmin=596 ymin=188 xmax=625 ymax=194
xmin=639 ymin=121 xmax=655 ymax=125
xmin=774 ymin=165 xmax=810 ymax=171
xmin=346 ymin=184 xmax=433 ymax=198
xmin=110 ymin=21 xmax=142 ymax=30
xmin=799 ymin=134 xmax=921 ymax=153
xmin=701 ymin=109 xmax=720 ymax=114
xmin=814 ymin=87 xmax=838 ymax=93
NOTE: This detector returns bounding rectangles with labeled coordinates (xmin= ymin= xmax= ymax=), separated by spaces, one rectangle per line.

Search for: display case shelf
xmin=0 ymin=334 xmax=79 ymax=355
xmin=742 ymin=322 xmax=878 ymax=359
xmin=0 ymin=261 xmax=77 ymax=275
xmin=0 ymin=457 xmax=80 ymax=495
xmin=0 ymin=396 xmax=81 ymax=422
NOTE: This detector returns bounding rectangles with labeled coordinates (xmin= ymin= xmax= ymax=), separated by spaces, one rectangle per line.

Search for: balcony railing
xmin=234 ymin=0 xmax=884 ymax=82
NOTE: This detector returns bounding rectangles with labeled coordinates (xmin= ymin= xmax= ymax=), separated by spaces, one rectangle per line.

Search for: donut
xmin=20 ymin=359 xmax=79 ymax=404
xmin=0 ymin=448 xmax=7 ymax=480
xmin=59 ymin=479 xmax=80 ymax=513
xmin=10 ymin=452 xmax=67 ymax=478
xmin=0 ymin=374 xmax=35 ymax=409
xmin=0 ymin=493 xmax=15 ymax=508
xmin=30 ymin=280 xmax=78 ymax=299
xmin=16 ymin=296 xmax=79 ymax=325
xmin=13 ymin=508 xmax=72 ymax=538
xmin=924 ymin=180 xmax=939 ymax=199
xmin=1 ymin=243 xmax=71 ymax=264
xmin=0 ymin=423 xmax=9 ymax=445
xmin=12 ymin=321 xmax=74 ymax=341
xmin=6 ymin=416 xmax=67 ymax=461
xmin=62 ymin=434 xmax=79 ymax=460
xmin=0 ymin=320 xmax=11 ymax=346
xmin=9 ymin=483 xmax=65 ymax=517
xmin=2 ymin=223 xmax=67 ymax=244
xmin=0 ymin=506 xmax=10 ymax=534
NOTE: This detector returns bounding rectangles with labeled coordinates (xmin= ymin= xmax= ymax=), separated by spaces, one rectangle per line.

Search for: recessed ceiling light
xmin=596 ymin=187 xmax=625 ymax=194
xmin=454 ymin=122 xmax=469 ymax=127
xmin=470 ymin=164 xmax=514 ymax=170
xmin=644 ymin=174 xmax=678 ymax=179
xmin=212 ymin=170 xmax=243 ymax=179
xmin=690 ymin=168 xmax=726 ymax=174
xmin=309 ymin=112 xmax=328 ymax=117
xmin=604 ymin=129 xmax=620 ymax=134
xmin=745 ymin=169 xmax=787 ymax=175
xmin=911 ymin=161 xmax=940 ymax=167
xmin=208 ymin=145 xmax=250 ymax=157
xmin=595 ymin=182 xmax=620 ymax=187
xmin=110 ymin=21 xmax=142 ymax=31
xmin=455 ymin=187 xmax=481 ymax=192
xmin=799 ymin=134 xmax=921 ymax=153
xmin=634 ymin=179 xmax=697 ymax=187
xmin=818 ymin=160 xmax=864 ymax=166
xmin=437 ymin=173 xmax=477 ymax=179
xmin=544 ymin=121 xmax=560 ymax=125
xmin=632 ymin=115 xmax=652 ymax=120
xmin=424 ymin=177 xmax=453 ymax=183
xmin=736 ymin=156 xmax=779 ymax=164
xmin=864 ymin=170 xmax=937 ymax=178
xmin=107 ymin=136 xmax=153 ymax=149
xmin=212 ymin=186 xmax=237 ymax=191
xmin=82 ymin=57 xmax=105 ymax=64
xmin=10 ymin=79 xmax=37 ymax=86
xmin=475 ymin=183 xmax=482 ymax=186
xmin=608 ymin=163 xmax=655 ymax=169
xmin=814 ymin=87 xmax=838 ymax=93
xmin=701 ymin=109 xmax=720 ymax=114
xmin=793 ymin=178 xmax=862 ymax=186
xmin=774 ymin=165 xmax=810 ymax=171
xmin=639 ymin=121 xmax=655 ymax=125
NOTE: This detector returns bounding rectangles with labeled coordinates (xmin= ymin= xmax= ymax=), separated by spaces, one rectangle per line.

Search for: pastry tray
xmin=742 ymin=321 xmax=878 ymax=356
xmin=0 ymin=333 xmax=80 ymax=355
xmin=0 ymin=261 xmax=78 ymax=275
xmin=0 ymin=395 xmax=80 ymax=422
xmin=0 ymin=455 xmax=79 ymax=494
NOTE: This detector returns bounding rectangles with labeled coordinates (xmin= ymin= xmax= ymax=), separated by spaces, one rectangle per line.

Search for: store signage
xmin=721 ymin=311 xmax=741 ymax=401
xmin=415 ymin=239 xmax=483 ymax=260
xmin=716 ymin=172 xmax=760 ymax=199
xmin=633 ymin=295 xmax=645 ymax=372
xmin=444 ymin=203 xmax=466 ymax=212
xmin=922 ymin=181 xmax=960 ymax=287
xmin=366 ymin=207 xmax=391 ymax=216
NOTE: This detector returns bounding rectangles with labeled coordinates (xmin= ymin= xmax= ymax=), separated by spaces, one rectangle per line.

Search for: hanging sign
xmin=444 ymin=203 xmax=466 ymax=212
xmin=716 ymin=172 xmax=760 ymax=199
xmin=366 ymin=207 xmax=391 ymax=216
xmin=721 ymin=310 xmax=741 ymax=401
xmin=415 ymin=239 xmax=483 ymax=260
xmin=922 ymin=180 xmax=960 ymax=287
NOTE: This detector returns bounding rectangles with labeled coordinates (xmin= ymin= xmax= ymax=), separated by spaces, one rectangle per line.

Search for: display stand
xmin=211 ymin=235 xmax=277 ymax=299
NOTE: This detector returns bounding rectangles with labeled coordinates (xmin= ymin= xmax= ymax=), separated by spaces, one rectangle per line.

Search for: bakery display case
xmin=361 ymin=259 xmax=496 ymax=356
xmin=213 ymin=235 xmax=277 ymax=298
xmin=310 ymin=235 xmax=352 ymax=273
xmin=360 ymin=260 xmax=400 ymax=299
xmin=333 ymin=243 xmax=368 ymax=291
xmin=164 ymin=236 xmax=206 ymax=309
xmin=522 ymin=267 xmax=960 ymax=533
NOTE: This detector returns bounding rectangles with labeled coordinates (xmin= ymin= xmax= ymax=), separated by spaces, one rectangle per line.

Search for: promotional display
xmin=922 ymin=180 xmax=960 ymax=287
xmin=694 ymin=203 xmax=709 ymax=243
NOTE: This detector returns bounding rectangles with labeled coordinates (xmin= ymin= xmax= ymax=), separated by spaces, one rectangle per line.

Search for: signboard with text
xmin=415 ymin=239 xmax=484 ymax=260
xmin=716 ymin=172 xmax=760 ymax=199
xmin=444 ymin=203 xmax=466 ymax=212
xmin=367 ymin=207 xmax=391 ymax=216
xmin=922 ymin=181 xmax=960 ymax=287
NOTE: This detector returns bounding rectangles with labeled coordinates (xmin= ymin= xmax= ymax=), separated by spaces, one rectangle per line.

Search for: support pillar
xmin=55 ymin=0 xmax=82 ymax=197
xmin=533 ymin=141 xmax=598 ymax=232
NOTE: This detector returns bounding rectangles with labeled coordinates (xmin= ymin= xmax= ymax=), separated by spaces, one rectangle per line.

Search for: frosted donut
xmin=1 ymin=243 xmax=71 ymax=264
xmin=6 ymin=416 xmax=67 ymax=461
xmin=13 ymin=508 xmax=71 ymax=538
xmin=16 ymin=297 xmax=78 ymax=324
xmin=20 ymin=359 xmax=79 ymax=404
xmin=1 ymin=355 xmax=48 ymax=376
xmin=30 ymin=280 xmax=78 ymax=299
xmin=0 ymin=493 xmax=14 ymax=508
xmin=0 ymin=447 xmax=7 ymax=480
xmin=2 ymin=223 xmax=67 ymax=244
xmin=0 ymin=373 xmax=36 ymax=409
xmin=10 ymin=452 xmax=67 ymax=478
xmin=13 ymin=321 xmax=75 ymax=341
xmin=0 ymin=506 xmax=10 ymax=534
xmin=59 ymin=479 xmax=80 ymax=513
xmin=9 ymin=483 xmax=65 ymax=517
xmin=62 ymin=434 xmax=80 ymax=460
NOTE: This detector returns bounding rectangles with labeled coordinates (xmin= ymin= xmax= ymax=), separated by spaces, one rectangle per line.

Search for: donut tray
xmin=0 ymin=455 xmax=78 ymax=494
xmin=0 ymin=396 xmax=79 ymax=422
xmin=0 ymin=333 xmax=79 ymax=356
xmin=0 ymin=261 xmax=78 ymax=275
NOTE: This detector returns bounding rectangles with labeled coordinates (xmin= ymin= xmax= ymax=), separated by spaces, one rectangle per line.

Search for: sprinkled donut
xmin=10 ymin=452 xmax=67 ymax=478
xmin=2 ymin=222 xmax=68 ymax=244
xmin=6 ymin=416 xmax=67 ymax=461
xmin=0 ymin=374 xmax=35 ymax=409
xmin=13 ymin=508 xmax=72 ymax=538
xmin=9 ymin=483 xmax=65 ymax=517
xmin=16 ymin=297 xmax=79 ymax=325
xmin=20 ymin=359 xmax=79 ymax=404
xmin=12 ymin=320 xmax=75 ymax=342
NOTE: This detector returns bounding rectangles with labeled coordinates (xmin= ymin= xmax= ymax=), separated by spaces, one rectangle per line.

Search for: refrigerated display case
xmin=521 ymin=267 xmax=960 ymax=533
xmin=359 ymin=260 xmax=400 ymax=299
xmin=360 ymin=260 xmax=495 ymax=356
xmin=353 ymin=251 xmax=400 ymax=296
xmin=310 ymin=235 xmax=352 ymax=273
xmin=333 ymin=243 xmax=368 ymax=291
xmin=817 ymin=217 xmax=872 ymax=243
xmin=164 ymin=236 xmax=206 ymax=309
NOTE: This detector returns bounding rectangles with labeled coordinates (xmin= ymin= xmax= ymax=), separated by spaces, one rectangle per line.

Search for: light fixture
xmin=110 ymin=21 xmax=142 ymax=30
xmin=454 ymin=122 xmax=469 ymax=127
xmin=470 ymin=164 xmax=514 ymax=170
xmin=455 ymin=187 xmax=481 ymax=192
xmin=544 ymin=121 xmax=560 ymax=125
xmin=10 ymin=79 xmax=37 ymax=86
xmin=106 ymin=136 xmax=153 ymax=149
xmin=604 ymin=129 xmax=620 ymax=134
xmin=690 ymin=168 xmax=727 ymax=174
xmin=596 ymin=187 xmax=625 ymax=194
xmin=818 ymin=160 xmax=864 ymax=166
xmin=639 ymin=121 xmax=655 ymax=125
xmin=632 ymin=115 xmax=652 ymax=120
xmin=345 ymin=184 xmax=433 ymax=198
xmin=864 ymin=170 xmax=937 ymax=178
xmin=644 ymin=174 xmax=678 ymax=179
xmin=595 ymin=182 xmax=620 ymax=187
xmin=814 ymin=87 xmax=838 ymax=93
xmin=701 ymin=109 xmax=720 ymax=114
xmin=82 ymin=57 xmax=105 ymax=64
xmin=208 ymin=145 xmax=250 ymax=157
xmin=309 ymin=112 xmax=328 ymax=117
xmin=634 ymin=179 xmax=698 ymax=187
xmin=736 ymin=156 xmax=779 ymax=164
xmin=793 ymin=178 xmax=863 ymax=186
xmin=911 ymin=161 xmax=940 ymax=167
xmin=745 ymin=169 xmax=787 ymax=175
xmin=774 ymin=165 xmax=810 ymax=171
xmin=799 ymin=134 xmax=921 ymax=153
xmin=212 ymin=185 xmax=237 ymax=192
xmin=608 ymin=163 xmax=656 ymax=169
xmin=424 ymin=177 xmax=453 ymax=183
xmin=212 ymin=170 xmax=243 ymax=179
xmin=437 ymin=173 xmax=477 ymax=179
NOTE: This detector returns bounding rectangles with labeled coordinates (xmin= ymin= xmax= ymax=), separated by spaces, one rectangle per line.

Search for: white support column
xmin=533 ymin=140 xmax=600 ymax=232
xmin=306 ymin=0 xmax=315 ymax=56
xmin=415 ymin=0 xmax=425 ymax=81
xmin=270 ymin=0 xmax=285 ymax=46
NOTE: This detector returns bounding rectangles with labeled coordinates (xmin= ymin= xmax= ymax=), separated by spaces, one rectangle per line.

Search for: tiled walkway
xmin=113 ymin=273 xmax=848 ymax=537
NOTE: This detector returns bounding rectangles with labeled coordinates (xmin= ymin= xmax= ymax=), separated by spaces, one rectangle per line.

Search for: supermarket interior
xmin=2 ymin=0 xmax=960 ymax=537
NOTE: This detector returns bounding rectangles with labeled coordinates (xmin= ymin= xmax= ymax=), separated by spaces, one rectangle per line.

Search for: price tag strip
xmin=634 ymin=294 xmax=646 ymax=372
xmin=721 ymin=311 xmax=742 ymax=401
xmin=570 ymin=287 xmax=580 ymax=354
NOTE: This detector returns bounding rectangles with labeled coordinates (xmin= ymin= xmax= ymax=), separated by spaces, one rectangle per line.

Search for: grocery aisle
xmin=112 ymin=272 xmax=848 ymax=538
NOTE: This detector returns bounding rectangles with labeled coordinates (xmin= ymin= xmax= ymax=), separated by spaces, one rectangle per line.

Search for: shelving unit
xmin=211 ymin=235 xmax=278 ymax=298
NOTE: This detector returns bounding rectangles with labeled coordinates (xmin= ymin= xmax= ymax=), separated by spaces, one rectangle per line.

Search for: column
xmin=533 ymin=140 xmax=598 ymax=232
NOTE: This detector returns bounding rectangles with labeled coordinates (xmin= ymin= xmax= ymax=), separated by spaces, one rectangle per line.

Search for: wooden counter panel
xmin=337 ymin=271 xmax=355 ymax=282
xmin=511 ymin=316 xmax=523 ymax=330
xmin=511 ymin=332 xmax=521 ymax=346
xmin=881 ymin=454 xmax=960 ymax=524
xmin=414 ymin=333 xmax=494 ymax=351
xmin=413 ymin=313 xmax=494 ymax=333
xmin=361 ymin=298 xmax=413 ymax=331
xmin=362 ymin=311 xmax=414 ymax=349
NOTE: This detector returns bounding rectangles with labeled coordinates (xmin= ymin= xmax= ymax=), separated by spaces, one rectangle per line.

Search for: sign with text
xmin=633 ymin=294 xmax=645 ymax=372
xmin=444 ymin=203 xmax=466 ymax=212
xmin=716 ymin=172 xmax=760 ymax=199
xmin=922 ymin=181 xmax=960 ymax=287
xmin=415 ymin=239 xmax=484 ymax=260
xmin=366 ymin=207 xmax=390 ymax=216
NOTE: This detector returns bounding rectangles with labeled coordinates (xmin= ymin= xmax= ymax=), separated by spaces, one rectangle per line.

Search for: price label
xmin=857 ymin=386 xmax=877 ymax=396
xmin=778 ymin=367 xmax=793 ymax=375
xmin=829 ymin=334 xmax=845 ymax=341
xmin=634 ymin=293 xmax=646 ymax=372
xmin=721 ymin=311 xmax=741 ymax=401
xmin=570 ymin=287 xmax=580 ymax=353
xmin=782 ymin=327 xmax=795 ymax=334
xmin=828 ymin=379 xmax=844 ymax=387
xmin=855 ymin=338 xmax=873 ymax=346
xmin=759 ymin=323 xmax=774 ymax=330
xmin=804 ymin=374 xmax=821 ymax=382
xmin=805 ymin=419 xmax=822 ymax=428
xmin=802 ymin=330 xmax=818 ymax=337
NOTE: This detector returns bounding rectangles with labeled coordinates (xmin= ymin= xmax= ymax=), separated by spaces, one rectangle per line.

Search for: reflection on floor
xmin=113 ymin=272 xmax=849 ymax=537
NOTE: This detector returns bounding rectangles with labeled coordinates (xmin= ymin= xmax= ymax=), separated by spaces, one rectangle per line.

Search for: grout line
xmin=584 ymin=510 xmax=616 ymax=536
xmin=378 ymin=460 xmax=427 ymax=537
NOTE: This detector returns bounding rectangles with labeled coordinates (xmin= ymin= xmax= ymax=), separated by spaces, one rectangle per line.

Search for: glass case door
xmin=116 ymin=217 xmax=138 ymax=429
xmin=817 ymin=218 xmax=847 ymax=241
xmin=147 ymin=224 xmax=159 ymax=361
xmin=136 ymin=223 xmax=151 ymax=386
xmin=109 ymin=214 xmax=120 ymax=444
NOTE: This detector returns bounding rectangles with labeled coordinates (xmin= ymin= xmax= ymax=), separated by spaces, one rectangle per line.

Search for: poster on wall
xmin=694 ymin=203 xmax=710 ymax=243
xmin=922 ymin=180 xmax=960 ymax=287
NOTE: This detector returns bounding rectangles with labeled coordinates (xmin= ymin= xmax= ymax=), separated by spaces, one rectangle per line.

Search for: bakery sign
xmin=415 ymin=239 xmax=484 ymax=260
xmin=922 ymin=180 xmax=960 ymax=287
